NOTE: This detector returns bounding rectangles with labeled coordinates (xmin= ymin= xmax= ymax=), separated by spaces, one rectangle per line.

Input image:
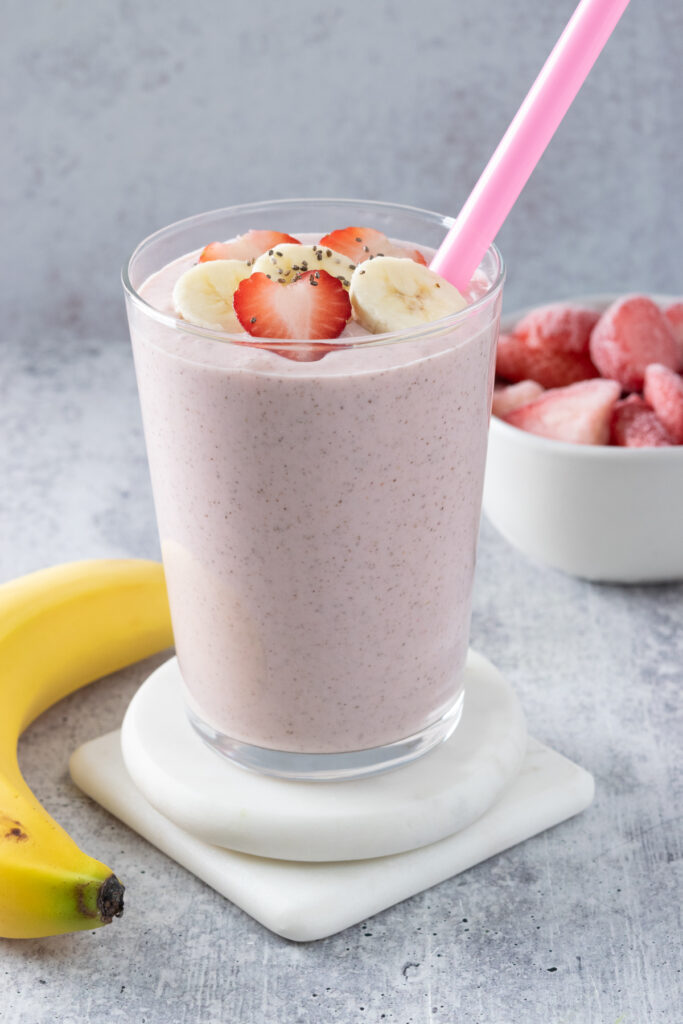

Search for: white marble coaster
xmin=70 ymin=733 xmax=594 ymax=942
xmin=119 ymin=650 xmax=527 ymax=861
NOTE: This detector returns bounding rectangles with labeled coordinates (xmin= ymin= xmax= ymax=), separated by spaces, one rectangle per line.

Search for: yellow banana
xmin=0 ymin=559 xmax=173 ymax=938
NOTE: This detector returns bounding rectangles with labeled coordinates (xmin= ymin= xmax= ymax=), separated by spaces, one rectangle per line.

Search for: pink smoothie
xmin=130 ymin=240 xmax=502 ymax=754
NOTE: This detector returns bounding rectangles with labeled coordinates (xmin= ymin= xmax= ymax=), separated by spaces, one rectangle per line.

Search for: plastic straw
xmin=430 ymin=0 xmax=632 ymax=290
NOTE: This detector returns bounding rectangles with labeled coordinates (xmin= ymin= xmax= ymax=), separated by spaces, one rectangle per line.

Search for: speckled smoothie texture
xmin=131 ymin=244 xmax=501 ymax=753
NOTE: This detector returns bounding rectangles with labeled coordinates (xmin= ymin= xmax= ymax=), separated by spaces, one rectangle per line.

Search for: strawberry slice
xmin=664 ymin=302 xmax=683 ymax=369
xmin=491 ymin=380 xmax=545 ymax=418
xmin=496 ymin=331 xmax=598 ymax=389
xmin=610 ymin=394 xmax=674 ymax=447
xmin=589 ymin=295 xmax=679 ymax=391
xmin=318 ymin=227 xmax=427 ymax=266
xmin=199 ymin=231 xmax=301 ymax=264
xmin=504 ymin=379 xmax=621 ymax=445
xmin=643 ymin=364 xmax=683 ymax=443
xmin=233 ymin=270 xmax=351 ymax=343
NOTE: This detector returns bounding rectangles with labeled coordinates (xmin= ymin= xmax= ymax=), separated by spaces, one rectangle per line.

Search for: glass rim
xmin=121 ymin=197 xmax=505 ymax=349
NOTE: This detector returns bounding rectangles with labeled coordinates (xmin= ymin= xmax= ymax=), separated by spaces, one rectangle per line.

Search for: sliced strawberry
xmin=589 ymin=295 xmax=679 ymax=391
xmin=199 ymin=231 xmax=301 ymax=264
xmin=504 ymin=379 xmax=621 ymax=445
xmin=233 ymin=270 xmax=351 ymax=344
xmin=664 ymin=302 xmax=683 ymax=369
xmin=643 ymin=364 xmax=683 ymax=443
xmin=609 ymin=394 xmax=674 ymax=447
xmin=496 ymin=331 xmax=598 ymax=389
xmin=199 ymin=241 xmax=236 ymax=262
xmin=318 ymin=226 xmax=427 ymax=266
xmin=491 ymin=380 xmax=545 ymax=418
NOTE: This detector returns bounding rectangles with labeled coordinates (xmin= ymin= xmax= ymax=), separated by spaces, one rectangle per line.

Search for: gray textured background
xmin=1 ymin=1 xmax=682 ymax=1022
xmin=2 ymin=0 xmax=682 ymax=346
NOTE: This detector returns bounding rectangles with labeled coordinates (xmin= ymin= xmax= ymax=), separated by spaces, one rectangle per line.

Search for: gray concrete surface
xmin=1 ymin=1 xmax=682 ymax=1021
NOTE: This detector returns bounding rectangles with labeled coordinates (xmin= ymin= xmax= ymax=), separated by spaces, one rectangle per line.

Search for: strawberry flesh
xmin=589 ymin=295 xmax=679 ymax=391
xmin=504 ymin=379 xmax=621 ymax=445
xmin=318 ymin=226 xmax=427 ymax=266
xmin=199 ymin=231 xmax=301 ymax=264
xmin=609 ymin=394 xmax=674 ymax=447
xmin=643 ymin=364 xmax=683 ymax=443
xmin=233 ymin=270 xmax=351 ymax=346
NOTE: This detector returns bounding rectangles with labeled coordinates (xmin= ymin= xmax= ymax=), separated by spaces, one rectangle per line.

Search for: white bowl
xmin=482 ymin=294 xmax=683 ymax=583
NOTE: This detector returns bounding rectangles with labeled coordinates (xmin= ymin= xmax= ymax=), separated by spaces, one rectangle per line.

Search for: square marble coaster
xmin=70 ymin=732 xmax=593 ymax=941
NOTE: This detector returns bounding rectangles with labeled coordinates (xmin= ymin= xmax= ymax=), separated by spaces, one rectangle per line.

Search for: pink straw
xmin=430 ymin=0 xmax=632 ymax=290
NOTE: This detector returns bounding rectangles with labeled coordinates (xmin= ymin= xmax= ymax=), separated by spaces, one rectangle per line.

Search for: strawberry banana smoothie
xmin=124 ymin=200 xmax=504 ymax=779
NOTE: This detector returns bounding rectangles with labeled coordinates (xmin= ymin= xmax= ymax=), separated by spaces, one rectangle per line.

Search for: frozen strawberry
xmin=589 ymin=295 xmax=679 ymax=391
xmin=609 ymin=394 xmax=674 ymax=448
xmin=233 ymin=270 xmax=351 ymax=343
xmin=199 ymin=231 xmax=301 ymax=264
xmin=664 ymin=302 xmax=683 ymax=369
xmin=643 ymin=364 xmax=683 ymax=443
xmin=514 ymin=303 xmax=600 ymax=354
xmin=504 ymin=379 xmax=621 ymax=445
xmin=496 ymin=331 xmax=598 ymax=389
xmin=491 ymin=380 xmax=545 ymax=418
xmin=318 ymin=227 xmax=427 ymax=266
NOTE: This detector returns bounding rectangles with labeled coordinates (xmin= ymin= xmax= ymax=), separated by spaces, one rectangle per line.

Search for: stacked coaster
xmin=70 ymin=652 xmax=593 ymax=941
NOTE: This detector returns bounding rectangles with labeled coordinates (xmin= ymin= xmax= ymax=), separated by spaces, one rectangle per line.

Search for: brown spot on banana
xmin=1 ymin=815 xmax=28 ymax=841
xmin=5 ymin=826 xmax=28 ymax=841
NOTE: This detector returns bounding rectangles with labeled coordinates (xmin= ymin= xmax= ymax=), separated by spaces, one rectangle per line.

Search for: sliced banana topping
xmin=251 ymin=244 xmax=356 ymax=289
xmin=349 ymin=256 xmax=467 ymax=333
xmin=173 ymin=259 xmax=251 ymax=331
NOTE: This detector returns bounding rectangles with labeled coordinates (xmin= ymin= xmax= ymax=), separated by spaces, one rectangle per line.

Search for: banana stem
xmin=96 ymin=875 xmax=125 ymax=923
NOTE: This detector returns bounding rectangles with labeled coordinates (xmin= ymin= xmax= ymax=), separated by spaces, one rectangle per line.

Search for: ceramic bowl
xmin=482 ymin=294 xmax=683 ymax=583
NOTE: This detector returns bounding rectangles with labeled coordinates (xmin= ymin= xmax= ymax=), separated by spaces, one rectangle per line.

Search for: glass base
xmin=187 ymin=691 xmax=465 ymax=782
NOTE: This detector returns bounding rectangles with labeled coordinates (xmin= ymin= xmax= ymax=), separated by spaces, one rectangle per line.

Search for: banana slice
xmin=350 ymin=256 xmax=467 ymax=333
xmin=251 ymin=244 xmax=356 ymax=289
xmin=173 ymin=259 xmax=251 ymax=331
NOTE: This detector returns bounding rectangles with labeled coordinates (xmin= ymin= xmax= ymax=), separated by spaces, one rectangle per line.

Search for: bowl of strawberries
xmin=482 ymin=294 xmax=683 ymax=582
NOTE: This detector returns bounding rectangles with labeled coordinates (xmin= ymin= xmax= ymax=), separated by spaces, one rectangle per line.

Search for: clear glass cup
xmin=123 ymin=199 xmax=504 ymax=780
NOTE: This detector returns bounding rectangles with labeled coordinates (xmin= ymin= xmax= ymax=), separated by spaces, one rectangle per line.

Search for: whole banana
xmin=0 ymin=559 xmax=173 ymax=938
